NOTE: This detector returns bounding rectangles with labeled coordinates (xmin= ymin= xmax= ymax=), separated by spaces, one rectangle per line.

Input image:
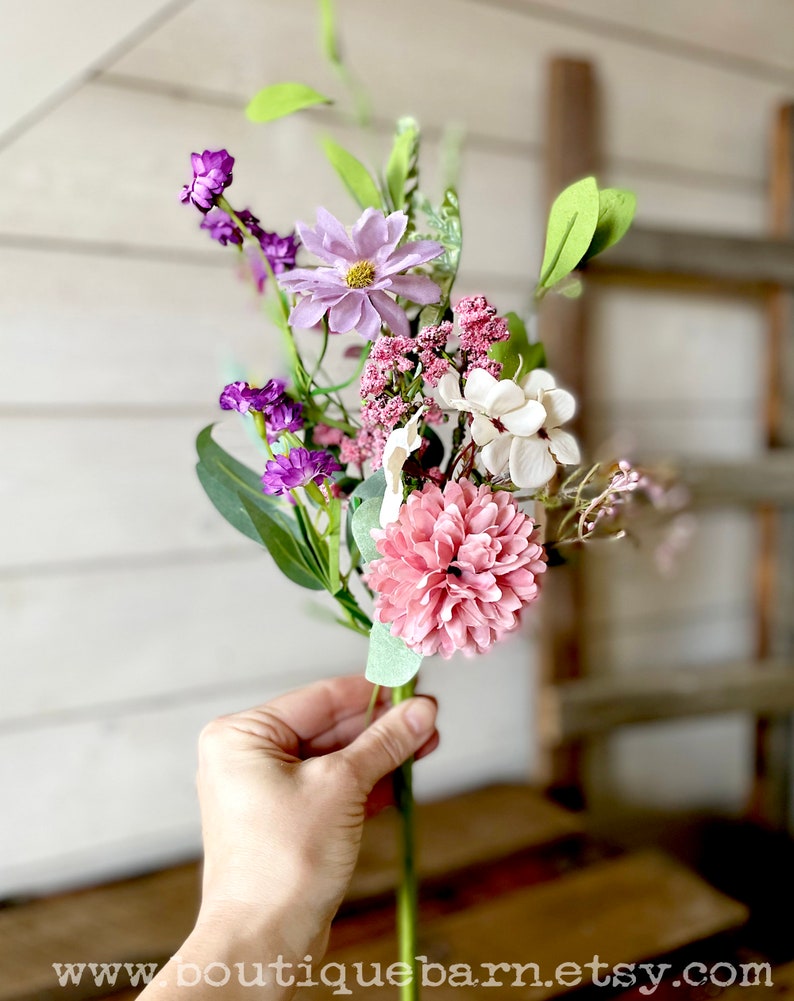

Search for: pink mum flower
xmin=365 ymin=479 xmax=547 ymax=659
xmin=278 ymin=208 xmax=443 ymax=340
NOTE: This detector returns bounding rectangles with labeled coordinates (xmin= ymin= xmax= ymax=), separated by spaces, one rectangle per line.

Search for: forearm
xmin=139 ymin=907 xmax=329 ymax=1000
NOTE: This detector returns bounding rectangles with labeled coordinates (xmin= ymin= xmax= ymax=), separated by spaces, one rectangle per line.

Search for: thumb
xmin=339 ymin=696 xmax=438 ymax=793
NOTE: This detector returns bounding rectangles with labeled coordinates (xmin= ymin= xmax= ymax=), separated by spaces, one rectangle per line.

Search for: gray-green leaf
xmin=350 ymin=496 xmax=382 ymax=565
xmin=322 ymin=137 xmax=383 ymax=210
xmin=246 ymin=82 xmax=331 ymax=124
xmin=365 ymin=621 xmax=423 ymax=687
xmin=538 ymin=176 xmax=600 ymax=289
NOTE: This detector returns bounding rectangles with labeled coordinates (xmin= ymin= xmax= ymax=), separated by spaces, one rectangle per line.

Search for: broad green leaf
xmin=385 ymin=117 xmax=419 ymax=212
xmin=239 ymin=495 xmax=325 ymax=591
xmin=365 ymin=621 xmax=423 ymax=687
xmin=580 ymin=187 xmax=637 ymax=263
xmin=522 ymin=341 xmax=547 ymax=371
xmin=322 ymin=137 xmax=383 ymax=210
xmin=351 ymin=496 xmax=382 ymax=565
xmin=195 ymin=425 xmax=292 ymax=543
xmin=538 ymin=176 xmax=600 ymax=289
xmin=246 ymin=82 xmax=331 ymax=123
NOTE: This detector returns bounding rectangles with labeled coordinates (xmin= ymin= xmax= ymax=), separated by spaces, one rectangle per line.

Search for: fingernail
xmin=404 ymin=697 xmax=436 ymax=736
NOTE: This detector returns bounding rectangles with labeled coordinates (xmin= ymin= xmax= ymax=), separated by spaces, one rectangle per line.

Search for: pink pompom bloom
xmin=365 ymin=479 xmax=547 ymax=659
xmin=278 ymin=208 xmax=443 ymax=340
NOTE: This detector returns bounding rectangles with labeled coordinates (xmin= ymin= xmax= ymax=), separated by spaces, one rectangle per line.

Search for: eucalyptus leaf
xmin=580 ymin=188 xmax=637 ymax=263
xmin=246 ymin=82 xmax=332 ymax=123
xmin=351 ymin=496 xmax=382 ymax=565
xmin=538 ymin=176 xmax=600 ymax=289
xmin=351 ymin=468 xmax=387 ymax=502
xmin=365 ymin=621 xmax=423 ymax=687
xmin=239 ymin=495 xmax=325 ymax=591
xmin=322 ymin=137 xmax=383 ymax=210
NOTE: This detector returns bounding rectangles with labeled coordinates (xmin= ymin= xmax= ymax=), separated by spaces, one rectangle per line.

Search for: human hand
xmin=193 ymin=674 xmax=439 ymax=959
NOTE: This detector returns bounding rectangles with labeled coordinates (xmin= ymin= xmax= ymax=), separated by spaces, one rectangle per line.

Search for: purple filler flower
xmin=262 ymin=447 xmax=340 ymax=497
xmin=278 ymin=208 xmax=443 ymax=340
xmin=219 ymin=379 xmax=286 ymax=414
xmin=201 ymin=208 xmax=243 ymax=246
xmin=265 ymin=399 xmax=304 ymax=442
xmin=247 ymin=230 xmax=300 ymax=292
xmin=180 ymin=149 xmax=234 ymax=212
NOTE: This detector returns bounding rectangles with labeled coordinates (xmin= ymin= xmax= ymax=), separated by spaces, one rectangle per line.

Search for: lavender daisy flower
xmin=265 ymin=399 xmax=304 ymax=442
xmin=201 ymin=208 xmax=243 ymax=246
xmin=180 ymin=149 xmax=234 ymax=212
xmin=262 ymin=447 xmax=340 ymax=497
xmin=219 ymin=378 xmax=286 ymax=414
xmin=247 ymin=230 xmax=300 ymax=292
xmin=278 ymin=208 xmax=443 ymax=340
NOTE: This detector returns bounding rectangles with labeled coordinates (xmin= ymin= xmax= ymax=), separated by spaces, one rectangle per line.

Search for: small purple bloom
xmin=219 ymin=381 xmax=255 ymax=413
xmin=200 ymin=208 xmax=243 ymax=246
xmin=278 ymin=207 xmax=443 ymax=340
xmin=262 ymin=447 xmax=340 ymax=497
xmin=219 ymin=378 xmax=286 ymax=414
xmin=265 ymin=399 xmax=304 ymax=442
xmin=247 ymin=230 xmax=300 ymax=292
xmin=180 ymin=148 xmax=234 ymax=212
xmin=248 ymin=378 xmax=287 ymax=411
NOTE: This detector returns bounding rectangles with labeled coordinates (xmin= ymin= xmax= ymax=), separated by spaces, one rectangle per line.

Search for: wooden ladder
xmin=538 ymin=58 xmax=794 ymax=834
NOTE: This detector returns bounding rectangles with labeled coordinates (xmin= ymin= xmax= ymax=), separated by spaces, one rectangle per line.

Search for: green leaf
xmin=538 ymin=176 xmax=600 ymax=289
xmin=365 ymin=621 xmax=423 ymax=687
xmin=317 ymin=0 xmax=341 ymax=69
xmin=321 ymin=137 xmax=383 ymax=210
xmin=488 ymin=313 xmax=547 ymax=382
xmin=239 ymin=496 xmax=325 ymax=591
xmin=385 ymin=117 xmax=419 ymax=212
xmin=246 ymin=82 xmax=332 ymax=123
xmin=350 ymin=496 xmax=382 ymax=565
xmin=417 ymin=187 xmax=462 ymax=328
xmin=580 ymin=187 xmax=637 ymax=263
xmin=195 ymin=425 xmax=292 ymax=544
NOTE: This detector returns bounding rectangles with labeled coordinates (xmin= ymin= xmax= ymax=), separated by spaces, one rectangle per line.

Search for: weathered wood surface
xmin=0 ymin=786 xmax=580 ymax=1001
xmin=296 ymin=850 xmax=747 ymax=999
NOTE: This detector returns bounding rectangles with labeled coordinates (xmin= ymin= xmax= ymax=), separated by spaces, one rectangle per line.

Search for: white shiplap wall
xmin=1 ymin=0 xmax=788 ymax=896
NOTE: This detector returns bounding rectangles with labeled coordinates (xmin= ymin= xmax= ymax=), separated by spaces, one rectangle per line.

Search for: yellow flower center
xmin=345 ymin=260 xmax=376 ymax=289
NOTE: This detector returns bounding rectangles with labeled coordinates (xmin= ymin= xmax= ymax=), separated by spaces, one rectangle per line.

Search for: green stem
xmin=392 ymin=678 xmax=419 ymax=1001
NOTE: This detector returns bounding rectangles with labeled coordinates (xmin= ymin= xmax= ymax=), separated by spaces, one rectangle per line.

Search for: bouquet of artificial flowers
xmin=180 ymin=76 xmax=666 ymax=1000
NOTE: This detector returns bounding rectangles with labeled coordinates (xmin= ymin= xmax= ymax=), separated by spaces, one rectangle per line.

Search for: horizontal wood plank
xmin=542 ymin=659 xmax=794 ymax=742
xmin=681 ymin=452 xmax=794 ymax=506
xmin=0 ymin=785 xmax=579 ymax=1001
xmin=594 ymin=225 xmax=794 ymax=289
xmin=297 ymin=850 xmax=747 ymax=999
xmin=527 ymin=0 xmax=794 ymax=81
xmin=109 ymin=0 xmax=790 ymax=185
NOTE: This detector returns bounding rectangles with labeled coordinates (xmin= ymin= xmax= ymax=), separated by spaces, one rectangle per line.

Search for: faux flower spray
xmin=181 ymin=52 xmax=671 ymax=1001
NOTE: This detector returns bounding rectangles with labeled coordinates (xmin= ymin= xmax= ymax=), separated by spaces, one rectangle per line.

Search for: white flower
xmin=437 ymin=367 xmax=579 ymax=490
xmin=379 ymin=408 xmax=425 ymax=526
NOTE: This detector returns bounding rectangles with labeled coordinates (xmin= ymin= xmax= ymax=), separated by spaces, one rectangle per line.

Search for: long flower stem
xmin=392 ymin=678 xmax=419 ymax=1001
